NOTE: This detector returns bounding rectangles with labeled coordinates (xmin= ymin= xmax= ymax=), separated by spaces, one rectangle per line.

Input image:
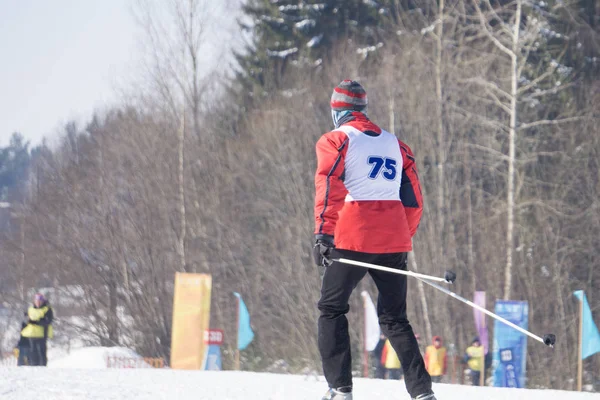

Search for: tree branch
xmin=467 ymin=143 xmax=510 ymax=161
xmin=460 ymin=77 xmax=512 ymax=101
xmin=517 ymin=69 xmax=554 ymax=94
xmin=474 ymin=0 xmax=515 ymax=58
xmin=518 ymin=116 xmax=586 ymax=131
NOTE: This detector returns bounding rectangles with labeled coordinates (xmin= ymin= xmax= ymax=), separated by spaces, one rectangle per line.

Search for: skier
xmin=313 ymin=80 xmax=435 ymax=400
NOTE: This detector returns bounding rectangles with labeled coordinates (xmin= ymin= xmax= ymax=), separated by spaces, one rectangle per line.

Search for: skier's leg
xmin=17 ymin=343 xmax=28 ymax=366
xmin=318 ymin=249 xmax=368 ymax=389
xmin=28 ymin=339 xmax=39 ymax=366
xmin=369 ymin=252 xmax=432 ymax=398
xmin=40 ymin=339 xmax=47 ymax=366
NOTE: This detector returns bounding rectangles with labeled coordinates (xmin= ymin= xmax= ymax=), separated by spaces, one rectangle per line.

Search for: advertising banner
xmin=204 ymin=329 xmax=224 ymax=371
xmin=170 ymin=273 xmax=212 ymax=370
xmin=492 ymin=300 xmax=528 ymax=388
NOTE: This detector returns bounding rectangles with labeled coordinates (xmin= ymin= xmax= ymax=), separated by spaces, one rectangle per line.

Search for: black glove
xmin=313 ymin=234 xmax=335 ymax=267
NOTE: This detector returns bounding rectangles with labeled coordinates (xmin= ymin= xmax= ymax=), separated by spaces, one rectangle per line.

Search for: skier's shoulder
xmin=396 ymin=138 xmax=415 ymax=159
xmin=317 ymin=128 xmax=350 ymax=151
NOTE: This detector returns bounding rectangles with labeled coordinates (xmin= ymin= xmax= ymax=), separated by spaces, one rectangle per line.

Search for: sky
xmin=0 ymin=0 xmax=138 ymax=148
xmin=0 ymin=0 xmax=240 ymax=149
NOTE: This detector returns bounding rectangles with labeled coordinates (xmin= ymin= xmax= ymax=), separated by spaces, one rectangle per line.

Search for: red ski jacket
xmin=314 ymin=113 xmax=423 ymax=253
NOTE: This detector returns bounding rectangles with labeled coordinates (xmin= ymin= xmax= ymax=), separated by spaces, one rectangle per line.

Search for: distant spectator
xmin=372 ymin=334 xmax=387 ymax=379
xmin=14 ymin=312 xmax=30 ymax=366
xmin=462 ymin=337 xmax=484 ymax=386
xmin=20 ymin=293 xmax=53 ymax=366
xmin=381 ymin=338 xmax=402 ymax=380
xmin=424 ymin=336 xmax=447 ymax=383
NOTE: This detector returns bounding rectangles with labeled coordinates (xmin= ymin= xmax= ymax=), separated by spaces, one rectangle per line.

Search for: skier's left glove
xmin=313 ymin=234 xmax=335 ymax=267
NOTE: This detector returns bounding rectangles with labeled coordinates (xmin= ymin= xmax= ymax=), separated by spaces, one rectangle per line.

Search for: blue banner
xmin=574 ymin=291 xmax=600 ymax=359
xmin=492 ymin=301 xmax=528 ymax=388
xmin=233 ymin=292 xmax=255 ymax=350
xmin=204 ymin=344 xmax=222 ymax=370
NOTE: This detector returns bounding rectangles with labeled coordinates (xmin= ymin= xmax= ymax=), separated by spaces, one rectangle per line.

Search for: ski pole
xmin=417 ymin=277 xmax=556 ymax=348
xmin=336 ymin=257 xmax=556 ymax=347
xmin=335 ymin=258 xmax=457 ymax=283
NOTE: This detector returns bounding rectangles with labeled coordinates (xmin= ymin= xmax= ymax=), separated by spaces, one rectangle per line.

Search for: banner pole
xmin=235 ymin=295 xmax=240 ymax=371
xmin=480 ymin=353 xmax=485 ymax=387
xmin=480 ymin=293 xmax=485 ymax=387
xmin=578 ymin=297 xmax=583 ymax=391
xmin=363 ymin=296 xmax=369 ymax=377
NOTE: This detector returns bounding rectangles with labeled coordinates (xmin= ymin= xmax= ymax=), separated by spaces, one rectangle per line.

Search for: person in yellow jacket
xmin=424 ymin=336 xmax=447 ymax=383
xmin=462 ymin=337 xmax=485 ymax=386
xmin=380 ymin=339 xmax=402 ymax=380
xmin=21 ymin=293 xmax=53 ymax=366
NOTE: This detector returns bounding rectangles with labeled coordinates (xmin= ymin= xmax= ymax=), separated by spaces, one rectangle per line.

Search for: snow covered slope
xmin=48 ymin=346 xmax=149 ymax=369
xmin=1 ymin=369 xmax=598 ymax=400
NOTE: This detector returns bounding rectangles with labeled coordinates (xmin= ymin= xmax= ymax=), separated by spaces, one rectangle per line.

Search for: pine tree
xmin=234 ymin=0 xmax=385 ymax=101
xmin=0 ymin=133 xmax=30 ymax=202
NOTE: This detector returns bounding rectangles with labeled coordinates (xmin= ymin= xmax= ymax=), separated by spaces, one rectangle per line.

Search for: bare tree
xmin=470 ymin=0 xmax=585 ymax=299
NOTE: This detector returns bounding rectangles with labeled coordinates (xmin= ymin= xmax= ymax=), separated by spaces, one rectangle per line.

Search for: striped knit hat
xmin=330 ymin=80 xmax=368 ymax=112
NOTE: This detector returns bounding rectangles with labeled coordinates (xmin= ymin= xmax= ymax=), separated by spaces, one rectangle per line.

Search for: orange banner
xmin=170 ymin=272 xmax=212 ymax=370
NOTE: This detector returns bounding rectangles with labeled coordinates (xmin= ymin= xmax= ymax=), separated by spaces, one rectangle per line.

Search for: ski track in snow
xmin=1 ymin=369 xmax=599 ymax=400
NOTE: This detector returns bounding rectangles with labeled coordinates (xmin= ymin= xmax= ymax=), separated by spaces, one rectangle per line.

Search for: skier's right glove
xmin=313 ymin=234 xmax=335 ymax=268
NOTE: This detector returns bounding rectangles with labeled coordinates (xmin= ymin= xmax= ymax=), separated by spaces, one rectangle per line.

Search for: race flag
xmin=473 ymin=291 xmax=489 ymax=354
xmin=233 ymin=292 xmax=255 ymax=350
xmin=574 ymin=290 xmax=600 ymax=359
xmin=361 ymin=291 xmax=380 ymax=351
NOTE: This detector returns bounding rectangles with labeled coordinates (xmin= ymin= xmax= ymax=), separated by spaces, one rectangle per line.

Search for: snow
xmin=1 ymin=342 xmax=598 ymax=399
xmin=267 ymin=47 xmax=299 ymax=58
xmin=278 ymin=4 xmax=325 ymax=12
xmin=278 ymin=5 xmax=300 ymax=12
xmin=48 ymin=346 xmax=149 ymax=369
xmin=295 ymin=19 xmax=316 ymax=31
xmin=307 ymin=34 xmax=323 ymax=48
xmin=259 ymin=15 xmax=285 ymax=24
xmin=421 ymin=19 xmax=441 ymax=35
xmin=356 ymin=43 xmax=384 ymax=59
xmin=1 ymin=368 xmax=599 ymax=400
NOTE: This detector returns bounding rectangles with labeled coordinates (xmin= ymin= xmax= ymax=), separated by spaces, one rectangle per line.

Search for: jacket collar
xmin=339 ymin=112 xmax=382 ymax=135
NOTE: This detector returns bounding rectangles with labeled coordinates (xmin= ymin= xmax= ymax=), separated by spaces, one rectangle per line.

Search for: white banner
xmin=361 ymin=291 xmax=380 ymax=351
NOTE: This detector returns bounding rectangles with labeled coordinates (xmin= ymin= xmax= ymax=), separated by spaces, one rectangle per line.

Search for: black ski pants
xmin=471 ymin=370 xmax=482 ymax=386
xmin=318 ymin=249 xmax=432 ymax=398
xmin=28 ymin=338 xmax=48 ymax=366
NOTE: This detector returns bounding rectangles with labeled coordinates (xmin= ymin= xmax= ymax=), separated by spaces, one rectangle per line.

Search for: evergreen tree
xmin=234 ymin=0 xmax=385 ymax=101
xmin=0 ymin=133 xmax=31 ymax=202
